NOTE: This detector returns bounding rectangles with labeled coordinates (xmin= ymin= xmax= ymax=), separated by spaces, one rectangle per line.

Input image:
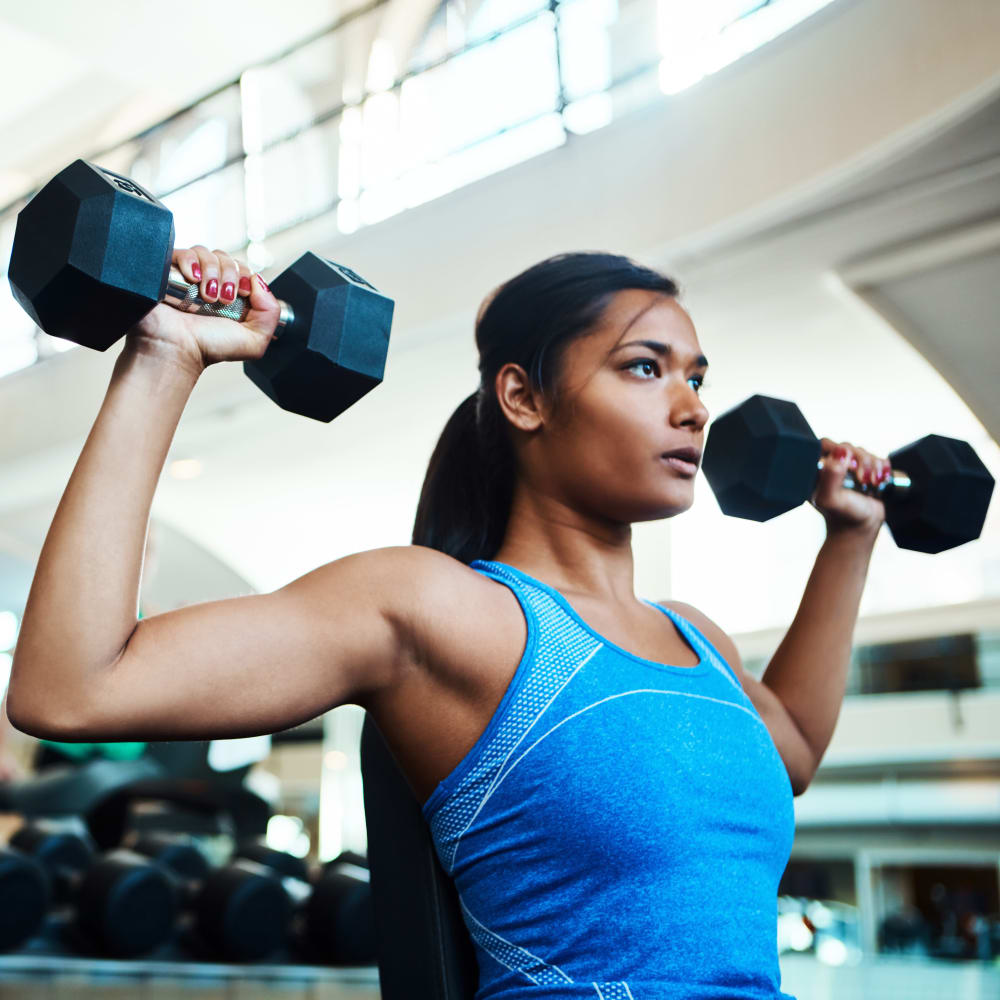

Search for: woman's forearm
xmin=8 ymin=342 xmax=200 ymax=731
xmin=761 ymin=524 xmax=879 ymax=772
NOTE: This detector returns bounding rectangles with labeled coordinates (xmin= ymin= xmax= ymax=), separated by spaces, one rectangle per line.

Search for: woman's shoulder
xmin=654 ymin=598 xmax=743 ymax=673
xmin=354 ymin=544 xmax=522 ymax=659
xmin=358 ymin=548 xmax=532 ymax=803
xmin=351 ymin=543 xmax=489 ymax=595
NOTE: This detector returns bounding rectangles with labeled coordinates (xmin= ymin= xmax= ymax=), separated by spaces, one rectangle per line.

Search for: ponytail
xmin=412 ymin=251 xmax=679 ymax=564
xmin=411 ymin=390 xmax=515 ymax=563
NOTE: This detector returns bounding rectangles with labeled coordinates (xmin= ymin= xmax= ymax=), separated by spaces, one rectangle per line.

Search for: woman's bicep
xmin=58 ymin=547 xmax=417 ymax=744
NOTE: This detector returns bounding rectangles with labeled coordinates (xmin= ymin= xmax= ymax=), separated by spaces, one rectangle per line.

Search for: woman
xmin=9 ymin=247 xmax=889 ymax=998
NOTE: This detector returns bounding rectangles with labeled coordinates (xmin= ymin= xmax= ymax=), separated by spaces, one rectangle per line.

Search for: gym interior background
xmin=0 ymin=0 xmax=998 ymax=997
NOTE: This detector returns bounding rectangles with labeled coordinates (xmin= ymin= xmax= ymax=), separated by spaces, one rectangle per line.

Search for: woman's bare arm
xmin=7 ymin=274 xmax=425 ymax=741
xmin=18 ymin=545 xmax=435 ymax=743
xmin=8 ymin=342 xmax=201 ymax=733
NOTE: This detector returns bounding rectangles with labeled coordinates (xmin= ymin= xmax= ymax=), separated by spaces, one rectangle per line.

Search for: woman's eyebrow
xmin=612 ymin=339 xmax=709 ymax=369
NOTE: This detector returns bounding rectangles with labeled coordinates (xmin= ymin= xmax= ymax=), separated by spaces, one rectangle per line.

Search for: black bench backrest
xmin=360 ymin=712 xmax=478 ymax=1000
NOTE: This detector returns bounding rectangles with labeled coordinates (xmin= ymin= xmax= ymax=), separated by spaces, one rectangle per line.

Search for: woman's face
xmin=531 ymin=288 xmax=710 ymax=524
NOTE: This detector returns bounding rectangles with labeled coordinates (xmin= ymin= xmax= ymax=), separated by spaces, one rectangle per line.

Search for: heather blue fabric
xmin=421 ymin=560 xmax=797 ymax=1000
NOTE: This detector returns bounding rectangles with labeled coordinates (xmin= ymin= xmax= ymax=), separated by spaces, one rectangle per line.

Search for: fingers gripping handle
xmin=164 ymin=267 xmax=295 ymax=336
xmin=816 ymin=460 xmax=912 ymax=498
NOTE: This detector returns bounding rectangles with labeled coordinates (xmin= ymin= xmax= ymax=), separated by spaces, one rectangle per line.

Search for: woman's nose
xmin=671 ymin=385 xmax=708 ymax=427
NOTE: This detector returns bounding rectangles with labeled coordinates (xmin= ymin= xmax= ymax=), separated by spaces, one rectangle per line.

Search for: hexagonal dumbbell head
xmin=8 ymin=160 xmax=175 ymax=350
xmin=701 ymin=394 xmax=823 ymax=521
xmin=244 ymin=252 xmax=393 ymax=423
xmin=885 ymin=434 xmax=995 ymax=553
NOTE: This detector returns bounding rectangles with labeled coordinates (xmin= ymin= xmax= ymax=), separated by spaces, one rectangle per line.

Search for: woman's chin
xmin=629 ymin=493 xmax=695 ymax=523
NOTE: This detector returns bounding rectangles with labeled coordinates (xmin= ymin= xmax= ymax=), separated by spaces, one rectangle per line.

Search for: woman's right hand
xmin=124 ymin=246 xmax=281 ymax=375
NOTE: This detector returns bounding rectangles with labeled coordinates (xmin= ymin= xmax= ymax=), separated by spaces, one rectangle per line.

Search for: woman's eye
xmin=625 ymin=358 xmax=660 ymax=378
xmin=624 ymin=360 xmax=709 ymax=391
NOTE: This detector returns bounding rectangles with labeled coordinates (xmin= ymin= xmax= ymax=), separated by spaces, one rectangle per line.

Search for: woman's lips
xmin=662 ymin=455 xmax=698 ymax=476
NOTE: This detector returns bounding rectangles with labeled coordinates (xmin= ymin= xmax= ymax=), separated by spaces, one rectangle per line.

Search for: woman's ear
xmin=495 ymin=364 xmax=545 ymax=433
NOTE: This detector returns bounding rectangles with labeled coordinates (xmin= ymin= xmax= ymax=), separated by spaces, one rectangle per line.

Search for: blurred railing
xmin=741 ymin=628 xmax=1000 ymax=695
xmin=0 ymin=0 xmax=837 ymax=376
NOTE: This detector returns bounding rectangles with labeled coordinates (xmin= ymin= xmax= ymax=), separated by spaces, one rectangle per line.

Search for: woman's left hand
xmin=809 ymin=438 xmax=889 ymax=536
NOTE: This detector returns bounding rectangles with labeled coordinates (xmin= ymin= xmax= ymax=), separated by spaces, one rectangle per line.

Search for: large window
xmin=0 ymin=0 xmax=836 ymax=378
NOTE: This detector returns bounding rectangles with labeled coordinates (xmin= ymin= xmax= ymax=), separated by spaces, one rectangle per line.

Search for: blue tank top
xmin=421 ymin=560 xmax=797 ymax=1000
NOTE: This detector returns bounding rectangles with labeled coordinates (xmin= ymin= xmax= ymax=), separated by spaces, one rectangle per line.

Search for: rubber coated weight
xmin=701 ymin=394 xmax=822 ymax=521
xmin=130 ymin=831 xmax=212 ymax=882
xmin=244 ymin=253 xmax=393 ymax=423
xmin=193 ymin=859 xmax=294 ymax=961
xmin=302 ymin=866 xmax=377 ymax=965
xmin=74 ymin=849 xmax=179 ymax=958
xmin=234 ymin=840 xmax=377 ymax=965
xmin=0 ymin=847 xmax=50 ymax=951
xmin=234 ymin=835 xmax=310 ymax=882
xmin=8 ymin=160 xmax=174 ymax=351
xmin=9 ymin=820 xmax=177 ymax=958
xmin=884 ymin=434 xmax=996 ymax=554
xmin=702 ymin=393 xmax=995 ymax=553
xmin=128 ymin=831 xmax=293 ymax=962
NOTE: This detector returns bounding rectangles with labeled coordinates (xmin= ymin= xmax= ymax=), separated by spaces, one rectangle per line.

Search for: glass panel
xmin=162 ymin=160 xmax=247 ymax=253
xmin=608 ymin=0 xmax=661 ymax=89
xmin=658 ymin=0 xmax=836 ymax=94
xmin=120 ymin=86 xmax=244 ymax=197
xmin=600 ymin=61 xmax=661 ymax=123
xmin=399 ymin=11 xmax=560 ymax=168
xmin=393 ymin=112 xmax=566 ymax=216
xmin=247 ymin=117 xmax=340 ymax=239
xmin=243 ymin=4 xmax=383 ymax=149
xmin=558 ymin=0 xmax=619 ymax=103
xmin=408 ymin=0 xmax=549 ymax=73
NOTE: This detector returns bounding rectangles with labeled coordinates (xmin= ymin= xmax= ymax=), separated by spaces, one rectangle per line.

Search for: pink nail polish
xmin=192 ymin=263 xmax=202 ymax=281
xmin=222 ymin=282 xmax=235 ymax=302
xmin=206 ymin=278 xmax=219 ymax=299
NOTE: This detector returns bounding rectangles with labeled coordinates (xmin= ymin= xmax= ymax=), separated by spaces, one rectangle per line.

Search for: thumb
xmin=242 ymin=274 xmax=281 ymax=342
xmin=811 ymin=444 xmax=849 ymax=507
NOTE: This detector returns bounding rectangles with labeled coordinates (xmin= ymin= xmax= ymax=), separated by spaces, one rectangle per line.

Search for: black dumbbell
xmin=8 ymin=159 xmax=394 ymax=422
xmin=9 ymin=818 xmax=178 ymax=958
xmin=701 ymin=394 xmax=995 ymax=553
xmin=0 ymin=846 xmax=50 ymax=952
xmin=127 ymin=829 xmax=293 ymax=962
xmin=233 ymin=836 xmax=376 ymax=965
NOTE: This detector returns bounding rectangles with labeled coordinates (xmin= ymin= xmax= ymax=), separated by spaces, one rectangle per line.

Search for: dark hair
xmin=411 ymin=251 xmax=679 ymax=563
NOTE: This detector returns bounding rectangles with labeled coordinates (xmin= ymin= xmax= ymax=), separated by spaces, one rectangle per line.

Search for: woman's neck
xmin=492 ymin=485 xmax=637 ymax=604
